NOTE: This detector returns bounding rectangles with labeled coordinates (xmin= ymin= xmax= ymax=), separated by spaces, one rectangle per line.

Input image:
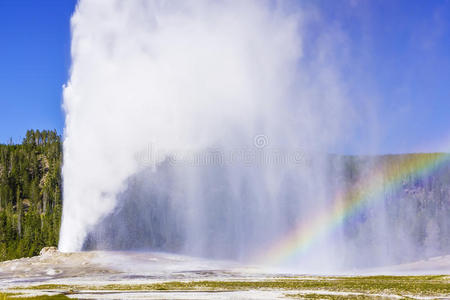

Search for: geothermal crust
xmin=1 ymin=249 xmax=449 ymax=299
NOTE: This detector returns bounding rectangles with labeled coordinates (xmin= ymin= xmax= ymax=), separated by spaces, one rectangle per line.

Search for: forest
xmin=0 ymin=130 xmax=62 ymax=261
xmin=0 ymin=130 xmax=449 ymax=265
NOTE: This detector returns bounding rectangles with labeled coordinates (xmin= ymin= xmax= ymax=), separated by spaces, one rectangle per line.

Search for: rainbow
xmin=255 ymin=152 xmax=450 ymax=266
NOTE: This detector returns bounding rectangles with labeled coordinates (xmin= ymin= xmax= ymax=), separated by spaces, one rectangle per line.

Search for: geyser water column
xmin=59 ymin=0 xmax=351 ymax=265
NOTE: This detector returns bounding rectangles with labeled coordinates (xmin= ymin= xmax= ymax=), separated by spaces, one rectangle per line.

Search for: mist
xmin=59 ymin=0 xmax=448 ymax=272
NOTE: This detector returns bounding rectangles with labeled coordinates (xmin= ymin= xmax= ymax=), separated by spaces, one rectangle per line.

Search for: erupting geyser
xmin=60 ymin=0 xmax=348 ymax=258
xmin=59 ymin=0 xmax=449 ymax=272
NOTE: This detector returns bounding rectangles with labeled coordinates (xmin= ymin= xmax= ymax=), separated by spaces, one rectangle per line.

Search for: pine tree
xmin=0 ymin=130 xmax=62 ymax=261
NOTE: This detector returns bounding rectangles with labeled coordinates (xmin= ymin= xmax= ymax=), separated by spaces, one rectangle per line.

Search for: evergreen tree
xmin=0 ymin=130 xmax=62 ymax=261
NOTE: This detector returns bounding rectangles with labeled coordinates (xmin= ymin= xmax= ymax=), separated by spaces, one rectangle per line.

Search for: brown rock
xmin=39 ymin=246 xmax=58 ymax=256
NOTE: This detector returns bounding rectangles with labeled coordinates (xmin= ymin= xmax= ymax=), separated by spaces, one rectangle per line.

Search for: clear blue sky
xmin=0 ymin=0 xmax=449 ymax=154
xmin=0 ymin=0 xmax=76 ymax=143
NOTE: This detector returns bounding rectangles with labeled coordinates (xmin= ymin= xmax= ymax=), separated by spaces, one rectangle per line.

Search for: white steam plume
xmin=59 ymin=0 xmax=350 ymax=257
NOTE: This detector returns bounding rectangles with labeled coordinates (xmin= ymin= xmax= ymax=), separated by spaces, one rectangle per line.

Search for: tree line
xmin=0 ymin=129 xmax=448 ymax=265
xmin=337 ymin=153 xmax=450 ymax=266
xmin=0 ymin=130 xmax=62 ymax=261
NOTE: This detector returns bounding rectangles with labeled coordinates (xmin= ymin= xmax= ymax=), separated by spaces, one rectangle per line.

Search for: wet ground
xmin=0 ymin=250 xmax=449 ymax=299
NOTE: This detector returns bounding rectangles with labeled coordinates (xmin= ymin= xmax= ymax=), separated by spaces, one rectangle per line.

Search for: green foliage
xmin=0 ymin=293 xmax=70 ymax=300
xmin=0 ymin=130 xmax=62 ymax=261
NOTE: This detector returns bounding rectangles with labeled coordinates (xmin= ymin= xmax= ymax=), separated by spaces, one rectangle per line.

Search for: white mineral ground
xmin=0 ymin=248 xmax=449 ymax=299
